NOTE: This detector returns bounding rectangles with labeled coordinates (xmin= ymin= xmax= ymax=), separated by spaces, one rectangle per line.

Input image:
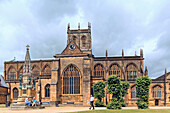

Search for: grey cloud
xmin=0 ymin=0 xmax=170 ymax=79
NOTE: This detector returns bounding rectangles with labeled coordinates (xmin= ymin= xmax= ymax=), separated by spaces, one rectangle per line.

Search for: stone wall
xmin=0 ymin=86 xmax=7 ymax=104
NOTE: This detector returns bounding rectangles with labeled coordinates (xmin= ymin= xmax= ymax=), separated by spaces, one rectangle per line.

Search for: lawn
xmin=74 ymin=109 xmax=170 ymax=113
xmin=0 ymin=104 xmax=5 ymax=107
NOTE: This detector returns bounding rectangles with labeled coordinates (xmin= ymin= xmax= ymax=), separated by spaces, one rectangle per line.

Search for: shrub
xmin=94 ymin=100 xmax=105 ymax=107
xmin=107 ymin=75 xmax=129 ymax=109
xmin=107 ymin=98 xmax=121 ymax=109
xmin=136 ymin=100 xmax=149 ymax=109
xmin=136 ymin=76 xmax=151 ymax=109
xmin=93 ymin=81 xmax=105 ymax=107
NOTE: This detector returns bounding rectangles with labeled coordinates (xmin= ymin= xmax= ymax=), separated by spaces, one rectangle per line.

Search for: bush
xmin=107 ymin=98 xmax=121 ymax=109
xmin=94 ymin=100 xmax=105 ymax=107
xmin=107 ymin=75 xmax=129 ymax=109
xmin=120 ymin=97 xmax=126 ymax=107
xmin=93 ymin=81 xmax=105 ymax=107
xmin=136 ymin=100 xmax=149 ymax=109
xmin=136 ymin=76 xmax=151 ymax=109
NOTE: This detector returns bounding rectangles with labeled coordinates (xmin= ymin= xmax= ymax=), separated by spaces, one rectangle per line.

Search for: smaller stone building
xmin=0 ymin=75 xmax=8 ymax=104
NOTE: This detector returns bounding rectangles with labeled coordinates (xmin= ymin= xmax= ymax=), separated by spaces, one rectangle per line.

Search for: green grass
xmin=74 ymin=109 xmax=170 ymax=113
xmin=0 ymin=104 xmax=5 ymax=107
xmin=59 ymin=104 xmax=89 ymax=107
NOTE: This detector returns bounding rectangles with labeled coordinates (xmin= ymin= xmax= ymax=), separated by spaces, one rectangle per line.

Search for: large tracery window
xmin=94 ymin=64 xmax=104 ymax=77
xmin=8 ymin=66 xmax=16 ymax=80
xmin=131 ymin=86 xmax=136 ymax=99
xmin=109 ymin=64 xmax=123 ymax=79
xmin=42 ymin=65 xmax=51 ymax=75
xmin=32 ymin=65 xmax=40 ymax=79
xmin=153 ymin=86 xmax=161 ymax=98
xmin=45 ymin=84 xmax=50 ymax=97
xmin=63 ymin=64 xmax=80 ymax=94
xmin=13 ymin=87 xmax=18 ymax=99
xmin=126 ymin=64 xmax=137 ymax=81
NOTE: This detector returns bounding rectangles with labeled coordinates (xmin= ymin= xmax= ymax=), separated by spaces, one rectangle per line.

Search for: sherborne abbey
xmin=3 ymin=23 xmax=170 ymax=106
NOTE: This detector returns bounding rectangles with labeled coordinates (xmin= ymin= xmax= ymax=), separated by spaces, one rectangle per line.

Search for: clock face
xmin=69 ymin=44 xmax=75 ymax=50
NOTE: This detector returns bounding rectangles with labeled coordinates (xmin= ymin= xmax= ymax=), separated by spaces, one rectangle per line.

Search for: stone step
xmin=10 ymin=106 xmax=45 ymax=110
xmin=12 ymin=104 xmax=26 ymax=106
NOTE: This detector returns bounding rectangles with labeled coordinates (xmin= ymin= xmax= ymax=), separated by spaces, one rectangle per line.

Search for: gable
xmin=61 ymin=41 xmax=82 ymax=55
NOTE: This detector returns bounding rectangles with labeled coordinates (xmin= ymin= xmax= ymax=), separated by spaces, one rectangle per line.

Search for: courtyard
xmin=1 ymin=106 xmax=170 ymax=113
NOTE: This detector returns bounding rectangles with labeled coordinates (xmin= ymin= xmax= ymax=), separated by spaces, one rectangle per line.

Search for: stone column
xmin=83 ymin=58 xmax=91 ymax=105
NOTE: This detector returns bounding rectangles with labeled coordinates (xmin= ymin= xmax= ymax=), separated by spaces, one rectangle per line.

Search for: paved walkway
xmin=1 ymin=106 xmax=170 ymax=113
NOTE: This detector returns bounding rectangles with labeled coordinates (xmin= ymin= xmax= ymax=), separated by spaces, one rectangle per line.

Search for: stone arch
xmin=45 ymin=84 xmax=50 ymax=97
xmin=93 ymin=63 xmax=105 ymax=77
xmin=108 ymin=63 xmax=124 ymax=80
xmin=152 ymin=85 xmax=162 ymax=98
xmin=18 ymin=65 xmax=23 ymax=79
xmin=7 ymin=66 xmax=17 ymax=80
xmin=13 ymin=87 xmax=18 ymax=99
xmin=125 ymin=62 xmax=138 ymax=71
xmin=32 ymin=64 xmax=40 ymax=78
xmin=62 ymin=64 xmax=81 ymax=94
xmin=125 ymin=63 xmax=138 ymax=81
xmin=131 ymin=85 xmax=136 ymax=99
xmin=81 ymin=35 xmax=86 ymax=47
xmin=72 ymin=35 xmax=78 ymax=46
xmin=42 ymin=64 xmax=51 ymax=75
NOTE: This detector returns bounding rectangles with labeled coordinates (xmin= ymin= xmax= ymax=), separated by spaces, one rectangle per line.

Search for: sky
xmin=0 ymin=0 xmax=170 ymax=78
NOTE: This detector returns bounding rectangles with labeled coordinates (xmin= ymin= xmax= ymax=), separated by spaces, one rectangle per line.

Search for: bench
xmin=42 ymin=102 xmax=50 ymax=105
xmin=67 ymin=102 xmax=74 ymax=104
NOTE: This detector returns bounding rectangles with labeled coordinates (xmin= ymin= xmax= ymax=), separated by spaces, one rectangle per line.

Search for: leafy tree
xmin=107 ymin=75 xmax=129 ymax=109
xmin=93 ymin=81 xmax=105 ymax=107
xmin=136 ymin=76 xmax=151 ymax=109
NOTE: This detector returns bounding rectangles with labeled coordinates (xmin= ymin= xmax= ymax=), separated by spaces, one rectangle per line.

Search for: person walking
xmin=89 ymin=95 xmax=94 ymax=110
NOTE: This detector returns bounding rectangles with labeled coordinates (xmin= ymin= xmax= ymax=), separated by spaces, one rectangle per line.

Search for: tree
xmin=107 ymin=75 xmax=129 ymax=109
xmin=93 ymin=81 xmax=105 ymax=107
xmin=136 ymin=76 xmax=151 ymax=109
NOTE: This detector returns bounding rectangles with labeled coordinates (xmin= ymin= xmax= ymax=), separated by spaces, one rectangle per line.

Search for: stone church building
xmin=4 ymin=23 xmax=170 ymax=106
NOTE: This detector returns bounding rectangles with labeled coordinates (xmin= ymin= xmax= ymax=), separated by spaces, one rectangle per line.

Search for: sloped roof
xmin=0 ymin=75 xmax=8 ymax=88
xmin=152 ymin=72 xmax=170 ymax=81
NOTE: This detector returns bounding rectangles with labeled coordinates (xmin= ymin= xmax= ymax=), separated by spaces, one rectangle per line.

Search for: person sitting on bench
xmin=25 ymin=97 xmax=31 ymax=106
xmin=32 ymin=97 xmax=37 ymax=106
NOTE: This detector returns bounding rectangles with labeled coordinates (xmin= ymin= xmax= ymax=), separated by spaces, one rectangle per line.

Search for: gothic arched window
xmin=45 ymin=84 xmax=50 ymax=97
xmin=42 ymin=65 xmax=51 ymax=75
xmin=13 ymin=88 xmax=18 ymax=99
xmin=63 ymin=64 xmax=80 ymax=94
xmin=109 ymin=64 xmax=123 ymax=79
xmin=131 ymin=86 xmax=136 ymax=99
xmin=18 ymin=66 xmax=23 ymax=79
xmin=94 ymin=64 xmax=104 ymax=77
xmin=153 ymin=85 xmax=161 ymax=98
xmin=126 ymin=64 xmax=137 ymax=81
xmin=8 ymin=66 xmax=16 ymax=80
xmin=32 ymin=65 xmax=40 ymax=79
xmin=81 ymin=35 xmax=86 ymax=47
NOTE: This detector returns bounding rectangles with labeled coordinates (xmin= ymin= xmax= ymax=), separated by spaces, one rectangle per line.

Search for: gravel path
xmin=1 ymin=106 xmax=170 ymax=113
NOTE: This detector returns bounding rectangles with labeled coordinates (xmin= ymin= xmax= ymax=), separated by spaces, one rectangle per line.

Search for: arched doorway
xmin=155 ymin=99 xmax=159 ymax=106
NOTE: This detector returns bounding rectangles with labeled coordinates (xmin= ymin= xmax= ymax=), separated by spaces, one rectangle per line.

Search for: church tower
xmin=67 ymin=22 xmax=92 ymax=54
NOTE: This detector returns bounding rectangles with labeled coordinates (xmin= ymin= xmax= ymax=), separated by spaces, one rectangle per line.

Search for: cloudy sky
xmin=0 ymin=0 xmax=170 ymax=78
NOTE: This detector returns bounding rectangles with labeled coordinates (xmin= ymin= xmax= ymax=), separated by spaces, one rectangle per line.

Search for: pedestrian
xmin=89 ymin=95 xmax=94 ymax=110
